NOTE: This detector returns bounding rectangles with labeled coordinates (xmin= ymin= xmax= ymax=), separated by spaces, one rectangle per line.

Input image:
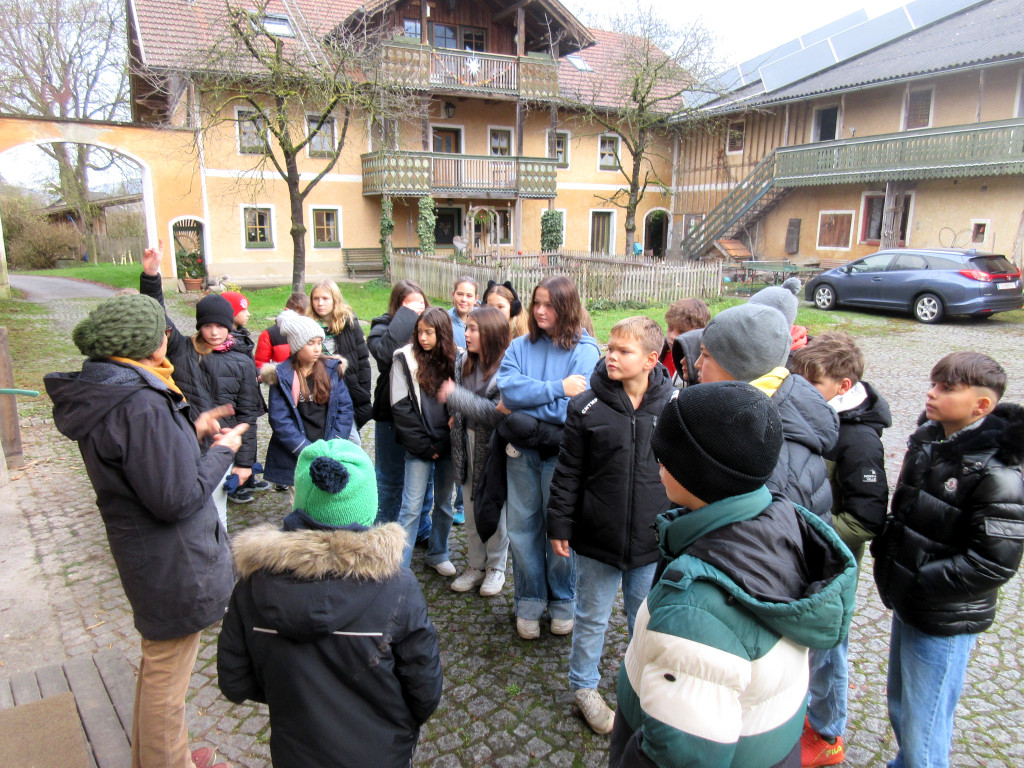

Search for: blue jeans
xmin=569 ymin=554 xmax=656 ymax=691
xmin=374 ymin=421 xmax=432 ymax=539
xmin=506 ymin=448 xmax=575 ymax=621
xmin=808 ymin=639 xmax=849 ymax=740
xmin=398 ymin=454 xmax=455 ymax=568
xmin=886 ymin=616 xmax=976 ymax=768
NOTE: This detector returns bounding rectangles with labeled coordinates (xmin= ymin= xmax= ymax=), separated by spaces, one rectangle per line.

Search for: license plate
xmin=997 ymin=281 xmax=1019 ymax=290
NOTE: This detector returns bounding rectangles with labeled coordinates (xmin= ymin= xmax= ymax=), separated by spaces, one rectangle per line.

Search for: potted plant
xmin=176 ymin=248 xmax=206 ymax=291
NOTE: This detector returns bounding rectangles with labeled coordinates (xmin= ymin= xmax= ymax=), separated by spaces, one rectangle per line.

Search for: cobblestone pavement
xmin=5 ymin=289 xmax=1024 ymax=767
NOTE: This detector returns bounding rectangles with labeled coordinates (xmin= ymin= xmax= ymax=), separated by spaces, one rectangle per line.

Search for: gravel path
xmin=9 ymin=274 xmax=119 ymax=301
xmin=4 ymin=288 xmax=1024 ymax=767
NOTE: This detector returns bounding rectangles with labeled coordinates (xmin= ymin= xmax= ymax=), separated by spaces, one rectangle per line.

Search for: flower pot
xmin=183 ymin=277 xmax=204 ymax=292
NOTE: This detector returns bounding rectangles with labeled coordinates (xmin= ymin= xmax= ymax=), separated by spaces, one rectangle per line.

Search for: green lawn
xmin=20 ymin=263 xmax=144 ymax=290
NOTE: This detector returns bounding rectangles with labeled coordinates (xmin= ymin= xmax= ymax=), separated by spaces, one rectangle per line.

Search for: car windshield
xmin=969 ymin=255 xmax=1016 ymax=275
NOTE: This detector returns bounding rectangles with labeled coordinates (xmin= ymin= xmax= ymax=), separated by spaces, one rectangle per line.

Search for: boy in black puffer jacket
xmin=873 ymin=352 xmax=1024 ymax=768
xmin=547 ymin=316 xmax=674 ymax=735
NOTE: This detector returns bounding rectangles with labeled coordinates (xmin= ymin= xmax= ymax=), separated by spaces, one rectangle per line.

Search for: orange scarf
xmin=109 ymin=357 xmax=185 ymax=398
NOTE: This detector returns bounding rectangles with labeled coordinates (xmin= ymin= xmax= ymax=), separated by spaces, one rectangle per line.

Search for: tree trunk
xmin=285 ymin=152 xmax=306 ymax=293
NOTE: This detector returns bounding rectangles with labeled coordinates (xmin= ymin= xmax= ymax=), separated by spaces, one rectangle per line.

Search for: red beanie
xmin=221 ymin=291 xmax=249 ymax=318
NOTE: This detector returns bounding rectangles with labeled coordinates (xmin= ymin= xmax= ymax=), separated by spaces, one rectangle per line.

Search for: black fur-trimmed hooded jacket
xmin=872 ymin=403 xmax=1024 ymax=636
xmin=217 ymin=514 xmax=442 ymax=768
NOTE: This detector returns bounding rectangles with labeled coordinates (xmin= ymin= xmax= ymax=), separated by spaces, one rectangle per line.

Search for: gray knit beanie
xmin=749 ymin=277 xmax=801 ymax=328
xmin=701 ymin=303 xmax=791 ymax=382
xmin=651 ymin=381 xmax=783 ymax=504
xmin=277 ymin=309 xmax=325 ymax=354
xmin=72 ymin=294 xmax=166 ymax=360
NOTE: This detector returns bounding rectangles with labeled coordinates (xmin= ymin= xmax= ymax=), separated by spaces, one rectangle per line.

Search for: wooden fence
xmin=86 ymin=235 xmax=147 ymax=264
xmin=391 ymin=253 xmax=722 ymax=305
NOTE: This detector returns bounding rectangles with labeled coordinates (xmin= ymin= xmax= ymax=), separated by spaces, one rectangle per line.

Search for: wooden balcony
xmin=362 ymin=151 xmax=558 ymax=199
xmin=774 ymin=118 xmax=1024 ymax=186
xmin=382 ymin=41 xmax=560 ymax=100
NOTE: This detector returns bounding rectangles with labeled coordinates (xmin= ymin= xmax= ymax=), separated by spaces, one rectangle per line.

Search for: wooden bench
xmin=0 ymin=649 xmax=135 ymax=768
xmin=343 ymin=248 xmax=384 ymax=278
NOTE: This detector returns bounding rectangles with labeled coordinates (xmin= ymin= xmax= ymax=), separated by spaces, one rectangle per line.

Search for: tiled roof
xmin=129 ymin=0 xmax=361 ymax=72
xmin=704 ymin=0 xmax=1024 ymax=113
xmin=558 ymin=28 xmax=684 ymax=113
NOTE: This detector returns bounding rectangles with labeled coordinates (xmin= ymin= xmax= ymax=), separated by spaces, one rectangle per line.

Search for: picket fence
xmin=391 ymin=253 xmax=722 ymax=305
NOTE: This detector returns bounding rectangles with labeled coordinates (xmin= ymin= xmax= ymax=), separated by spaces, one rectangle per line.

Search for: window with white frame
xmin=591 ymin=210 xmax=614 ymax=254
xmin=861 ymin=192 xmax=912 ymax=244
xmin=261 ymin=13 xmax=294 ymax=37
xmin=726 ymin=119 xmax=745 ymax=153
xmin=237 ymin=110 xmax=267 ymax=154
xmin=549 ymin=131 xmax=569 ymax=168
xmin=817 ymin=211 xmax=854 ymax=250
xmin=904 ymin=88 xmax=933 ymax=130
xmin=244 ymin=207 xmax=273 ymax=247
xmin=312 ymin=208 xmax=340 ymax=248
xmin=307 ymin=115 xmax=336 ymax=157
xmin=813 ymin=106 xmax=839 ymax=142
xmin=489 ymin=129 xmax=511 ymax=157
xmin=1016 ymin=70 xmax=1024 ymax=118
xmin=599 ymin=135 xmax=619 ymax=171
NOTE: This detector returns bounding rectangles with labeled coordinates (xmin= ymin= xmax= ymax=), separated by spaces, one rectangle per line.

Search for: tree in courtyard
xmin=170 ymin=1 xmax=412 ymax=292
xmin=0 ymin=0 xmax=132 ymax=243
xmin=559 ymin=11 xmax=722 ymax=255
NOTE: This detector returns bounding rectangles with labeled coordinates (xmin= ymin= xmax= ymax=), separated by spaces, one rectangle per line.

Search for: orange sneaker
xmin=800 ymin=728 xmax=845 ymax=767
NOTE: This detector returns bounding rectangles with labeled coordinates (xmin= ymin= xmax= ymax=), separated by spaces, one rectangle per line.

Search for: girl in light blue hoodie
xmin=496 ymin=275 xmax=601 ymax=640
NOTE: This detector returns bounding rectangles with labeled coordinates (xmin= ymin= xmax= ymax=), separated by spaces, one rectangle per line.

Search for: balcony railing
xmin=361 ymin=151 xmax=558 ymax=198
xmin=775 ymin=118 xmax=1024 ymax=185
xmin=382 ymin=41 xmax=559 ymax=99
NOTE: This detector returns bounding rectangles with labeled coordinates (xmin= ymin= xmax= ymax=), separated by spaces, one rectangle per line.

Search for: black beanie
xmin=651 ymin=381 xmax=783 ymax=504
xmin=195 ymin=294 xmax=235 ymax=331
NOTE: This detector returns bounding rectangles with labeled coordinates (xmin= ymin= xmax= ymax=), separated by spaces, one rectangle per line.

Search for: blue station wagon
xmin=804 ymin=248 xmax=1023 ymax=323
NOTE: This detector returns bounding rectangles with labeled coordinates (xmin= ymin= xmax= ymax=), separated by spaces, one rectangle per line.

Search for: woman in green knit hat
xmin=45 ymin=293 xmax=246 ymax=768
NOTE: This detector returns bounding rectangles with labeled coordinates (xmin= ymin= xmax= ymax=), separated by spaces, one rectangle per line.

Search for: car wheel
xmin=913 ymin=293 xmax=944 ymax=324
xmin=813 ymin=284 xmax=837 ymax=310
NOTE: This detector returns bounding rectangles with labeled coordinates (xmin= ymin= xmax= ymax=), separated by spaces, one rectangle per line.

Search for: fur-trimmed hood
xmin=232 ymin=522 xmax=405 ymax=581
xmin=915 ymin=401 xmax=1024 ymax=467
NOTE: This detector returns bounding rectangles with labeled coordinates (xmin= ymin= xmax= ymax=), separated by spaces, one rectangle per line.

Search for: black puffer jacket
xmin=547 ymin=360 xmax=674 ymax=570
xmin=390 ymin=346 xmax=450 ymax=461
xmin=827 ymin=381 xmax=891 ymax=541
xmin=368 ymin=306 xmax=420 ymax=423
xmin=448 ymin=350 xmax=504 ymax=496
xmin=872 ymin=404 xmax=1024 ymax=636
xmin=217 ymin=514 xmax=442 ymax=768
xmin=325 ymin=319 xmax=372 ymax=429
xmin=140 ymin=272 xmax=210 ymax=417
xmin=45 ymin=361 xmax=235 ymax=641
xmin=767 ymin=372 xmax=838 ymax=520
xmin=197 ymin=345 xmax=263 ymax=468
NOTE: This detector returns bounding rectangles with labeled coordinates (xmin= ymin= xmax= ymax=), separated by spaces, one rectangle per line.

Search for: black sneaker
xmin=248 ymin=479 xmax=272 ymax=492
xmin=228 ymin=489 xmax=255 ymax=504
xmin=273 ymin=484 xmax=290 ymax=492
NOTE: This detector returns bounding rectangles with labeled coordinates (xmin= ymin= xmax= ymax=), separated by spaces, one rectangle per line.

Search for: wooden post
xmin=0 ymin=328 xmax=26 ymax=468
xmin=420 ymin=1 xmax=428 ymax=44
xmin=516 ymin=7 xmax=525 ymax=58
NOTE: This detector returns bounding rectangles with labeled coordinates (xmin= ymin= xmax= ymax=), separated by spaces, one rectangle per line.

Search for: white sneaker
xmin=450 ymin=568 xmax=485 ymax=592
xmin=505 ymin=443 xmax=522 ymax=458
xmin=574 ymin=688 xmax=615 ymax=734
xmin=516 ymin=617 xmax=540 ymax=640
xmin=479 ymin=568 xmax=505 ymax=596
xmin=550 ymin=617 xmax=575 ymax=635
xmin=428 ymin=560 xmax=456 ymax=577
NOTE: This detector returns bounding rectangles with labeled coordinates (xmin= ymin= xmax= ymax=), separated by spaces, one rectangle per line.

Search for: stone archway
xmin=643 ymin=208 xmax=669 ymax=258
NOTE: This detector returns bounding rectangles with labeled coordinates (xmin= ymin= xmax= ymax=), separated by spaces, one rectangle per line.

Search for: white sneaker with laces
xmin=516 ymin=617 xmax=540 ymax=640
xmin=550 ymin=617 xmax=575 ymax=635
xmin=428 ymin=560 xmax=456 ymax=577
xmin=450 ymin=568 xmax=485 ymax=592
xmin=574 ymin=688 xmax=615 ymax=734
xmin=479 ymin=568 xmax=505 ymax=596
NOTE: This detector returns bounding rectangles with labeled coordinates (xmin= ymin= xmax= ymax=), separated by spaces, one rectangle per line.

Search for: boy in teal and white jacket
xmin=611 ymin=382 xmax=857 ymax=768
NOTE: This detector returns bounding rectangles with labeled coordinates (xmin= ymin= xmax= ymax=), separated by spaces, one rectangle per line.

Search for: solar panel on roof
xmin=830 ymin=8 xmax=913 ymax=60
xmin=906 ymin=0 xmax=985 ymax=27
xmin=760 ymin=41 xmax=838 ymax=93
xmin=800 ymin=10 xmax=868 ymax=46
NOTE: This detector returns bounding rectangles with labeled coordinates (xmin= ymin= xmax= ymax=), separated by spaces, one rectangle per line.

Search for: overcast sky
xmin=563 ymin=0 xmax=909 ymax=67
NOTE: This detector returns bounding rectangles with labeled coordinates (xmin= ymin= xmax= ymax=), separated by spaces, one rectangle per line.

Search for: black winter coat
xmin=390 ymin=346 xmax=451 ymax=461
xmin=368 ymin=306 xmax=420 ymax=423
xmin=45 ymin=361 xmax=235 ymax=641
xmin=139 ymin=272 xmax=211 ymax=417
xmin=196 ymin=344 xmax=263 ymax=468
xmin=827 ymin=381 xmax=891 ymax=540
xmin=769 ymin=372 xmax=838 ymax=519
xmin=325 ymin=319 xmax=373 ymax=429
xmin=872 ymin=404 xmax=1024 ymax=636
xmin=449 ymin=350 xmax=504 ymax=495
xmin=547 ymin=360 xmax=674 ymax=570
xmin=217 ymin=514 xmax=442 ymax=768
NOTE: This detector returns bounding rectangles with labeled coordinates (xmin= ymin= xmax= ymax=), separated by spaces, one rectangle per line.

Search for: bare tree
xmin=0 ymin=0 xmax=131 ymax=240
xmin=560 ymin=11 xmax=722 ymax=254
xmin=170 ymin=1 xmax=412 ymax=292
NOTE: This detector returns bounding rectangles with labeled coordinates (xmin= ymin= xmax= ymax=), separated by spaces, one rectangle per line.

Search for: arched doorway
xmin=644 ymin=208 xmax=669 ymax=258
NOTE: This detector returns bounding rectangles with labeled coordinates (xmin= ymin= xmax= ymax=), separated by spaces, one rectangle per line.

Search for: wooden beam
xmin=516 ymin=7 xmax=525 ymax=57
xmin=495 ymin=0 xmax=534 ymax=22
xmin=420 ymin=0 xmax=428 ymax=45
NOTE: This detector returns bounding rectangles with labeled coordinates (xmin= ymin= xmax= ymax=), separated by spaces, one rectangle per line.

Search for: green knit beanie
xmin=72 ymin=294 xmax=166 ymax=360
xmin=293 ymin=440 xmax=378 ymax=527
